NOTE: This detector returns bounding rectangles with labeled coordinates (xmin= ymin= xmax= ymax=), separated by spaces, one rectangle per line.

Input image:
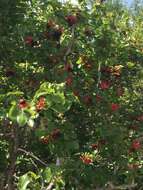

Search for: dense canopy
xmin=0 ymin=0 xmax=143 ymax=189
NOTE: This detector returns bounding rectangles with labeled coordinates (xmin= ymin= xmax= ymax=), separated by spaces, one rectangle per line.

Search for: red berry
xmin=73 ymin=90 xmax=79 ymax=97
xmin=131 ymin=140 xmax=141 ymax=151
xmin=91 ymin=143 xmax=98 ymax=150
xmin=96 ymin=94 xmax=102 ymax=102
xmin=51 ymin=128 xmax=61 ymax=140
xmin=128 ymin=163 xmax=139 ymax=170
xmin=18 ymin=99 xmax=28 ymax=109
xmin=137 ymin=115 xmax=143 ymax=121
xmin=84 ymin=158 xmax=93 ymax=164
xmin=80 ymin=154 xmax=93 ymax=165
xmin=99 ymin=80 xmax=110 ymax=90
xmin=65 ymin=15 xmax=77 ymax=26
xmin=84 ymin=63 xmax=92 ymax=69
xmin=111 ymin=103 xmax=120 ymax=112
xmin=36 ymin=97 xmax=46 ymax=111
xmin=83 ymin=95 xmax=92 ymax=105
xmin=129 ymin=125 xmax=138 ymax=130
xmin=24 ymin=36 xmax=33 ymax=45
xmin=98 ymin=139 xmax=106 ymax=145
xmin=47 ymin=20 xmax=55 ymax=29
xmin=65 ymin=64 xmax=73 ymax=72
xmin=66 ymin=76 xmax=73 ymax=86
xmin=40 ymin=136 xmax=50 ymax=144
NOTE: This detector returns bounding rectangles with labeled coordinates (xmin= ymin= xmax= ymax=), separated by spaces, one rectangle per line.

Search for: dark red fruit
xmin=128 ymin=163 xmax=139 ymax=170
xmin=99 ymin=80 xmax=110 ymax=90
xmin=19 ymin=99 xmax=28 ymax=109
xmin=80 ymin=154 xmax=93 ymax=165
xmin=47 ymin=20 xmax=55 ymax=29
xmin=24 ymin=36 xmax=33 ymax=46
xmin=40 ymin=136 xmax=50 ymax=144
xmin=128 ymin=125 xmax=138 ymax=131
xmin=66 ymin=76 xmax=73 ymax=86
xmin=131 ymin=140 xmax=141 ymax=151
xmin=73 ymin=90 xmax=79 ymax=97
xmin=51 ymin=128 xmax=61 ymax=140
xmin=98 ymin=139 xmax=107 ymax=145
xmin=111 ymin=103 xmax=120 ymax=112
xmin=84 ymin=63 xmax=92 ymax=69
xmin=65 ymin=64 xmax=73 ymax=72
xmin=65 ymin=15 xmax=77 ymax=26
xmin=137 ymin=115 xmax=143 ymax=121
xmin=36 ymin=97 xmax=46 ymax=111
xmin=91 ymin=143 xmax=98 ymax=150
xmin=83 ymin=95 xmax=92 ymax=105
xmin=96 ymin=94 xmax=102 ymax=102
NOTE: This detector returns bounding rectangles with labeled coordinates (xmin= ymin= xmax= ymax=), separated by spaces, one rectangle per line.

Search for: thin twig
xmin=97 ymin=61 xmax=101 ymax=88
xmin=106 ymin=181 xmax=137 ymax=190
xmin=63 ymin=25 xmax=75 ymax=63
xmin=18 ymin=148 xmax=48 ymax=167
xmin=0 ymin=132 xmax=13 ymax=137
xmin=46 ymin=181 xmax=54 ymax=190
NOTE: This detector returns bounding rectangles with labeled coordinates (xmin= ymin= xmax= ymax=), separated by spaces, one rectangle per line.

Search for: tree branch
xmin=45 ymin=181 xmax=54 ymax=190
xmin=63 ymin=25 xmax=75 ymax=63
xmin=106 ymin=181 xmax=137 ymax=190
xmin=6 ymin=124 xmax=19 ymax=190
xmin=18 ymin=148 xmax=48 ymax=167
xmin=97 ymin=61 xmax=101 ymax=88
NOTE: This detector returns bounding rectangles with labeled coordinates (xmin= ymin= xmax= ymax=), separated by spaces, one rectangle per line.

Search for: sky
xmin=125 ymin=0 xmax=133 ymax=5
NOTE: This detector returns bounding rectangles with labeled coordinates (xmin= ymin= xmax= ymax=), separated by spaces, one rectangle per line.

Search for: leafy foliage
xmin=0 ymin=0 xmax=143 ymax=189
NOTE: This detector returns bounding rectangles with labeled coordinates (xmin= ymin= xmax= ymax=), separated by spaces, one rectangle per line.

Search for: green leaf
xmin=18 ymin=172 xmax=38 ymax=190
xmin=52 ymin=103 xmax=67 ymax=113
xmin=35 ymin=129 xmax=48 ymax=138
xmin=127 ymin=62 xmax=135 ymax=68
xmin=8 ymin=103 xmax=19 ymax=121
xmin=7 ymin=91 xmax=24 ymax=97
xmin=18 ymin=173 xmax=32 ymax=190
xmin=42 ymin=168 xmax=52 ymax=183
xmin=17 ymin=111 xmax=28 ymax=126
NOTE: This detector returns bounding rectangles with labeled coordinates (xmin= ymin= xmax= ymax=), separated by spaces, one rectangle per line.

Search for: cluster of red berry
xmin=91 ymin=139 xmax=107 ymax=150
xmin=80 ymin=153 xmax=94 ymax=165
xmin=65 ymin=15 xmax=77 ymax=26
xmin=44 ymin=20 xmax=64 ymax=42
xmin=36 ymin=97 xmax=46 ymax=111
xmin=40 ymin=128 xmax=61 ymax=144
xmin=24 ymin=14 xmax=78 ymax=47
xmin=18 ymin=99 xmax=28 ymax=109
xmin=129 ymin=140 xmax=141 ymax=152
xmin=18 ymin=97 xmax=46 ymax=111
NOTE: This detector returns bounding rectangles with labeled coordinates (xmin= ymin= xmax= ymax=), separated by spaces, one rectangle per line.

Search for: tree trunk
xmin=6 ymin=124 xmax=19 ymax=190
